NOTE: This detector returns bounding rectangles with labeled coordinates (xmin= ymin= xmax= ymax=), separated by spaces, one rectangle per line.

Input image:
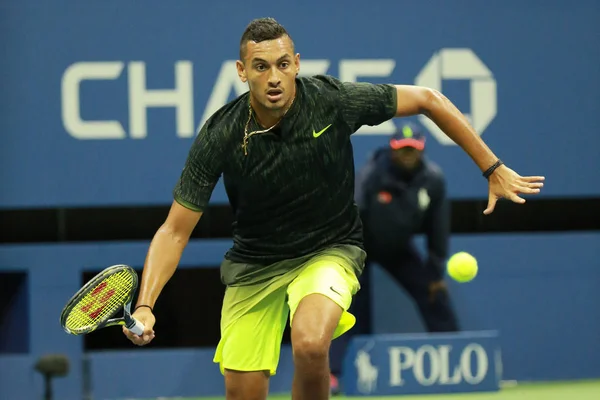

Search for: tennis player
xmin=123 ymin=17 xmax=544 ymax=400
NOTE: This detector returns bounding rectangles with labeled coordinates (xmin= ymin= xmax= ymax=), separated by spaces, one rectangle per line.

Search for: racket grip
xmin=128 ymin=318 xmax=145 ymax=336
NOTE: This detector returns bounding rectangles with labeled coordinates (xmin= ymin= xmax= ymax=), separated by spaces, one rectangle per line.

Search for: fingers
xmin=483 ymin=195 xmax=498 ymax=215
xmin=517 ymin=186 xmax=541 ymax=194
xmin=123 ymin=309 xmax=156 ymax=346
xmin=521 ymin=180 xmax=544 ymax=188
xmin=486 ymin=169 xmax=545 ymax=214
xmin=520 ymin=176 xmax=544 ymax=191
xmin=142 ymin=327 xmax=156 ymax=343
xmin=509 ymin=194 xmax=526 ymax=204
xmin=123 ymin=326 xmax=156 ymax=346
xmin=515 ymin=176 xmax=544 ymax=196
xmin=526 ymin=182 xmax=544 ymax=189
xmin=520 ymin=176 xmax=545 ymax=183
xmin=485 ymin=189 xmax=530 ymax=214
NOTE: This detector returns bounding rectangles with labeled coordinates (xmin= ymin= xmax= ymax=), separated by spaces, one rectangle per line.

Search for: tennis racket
xmin=60 ymin=264 xmax=145 ymax=336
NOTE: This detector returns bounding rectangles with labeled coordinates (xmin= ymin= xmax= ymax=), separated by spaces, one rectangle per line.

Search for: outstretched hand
xmin=484 ymin=165 xmax=545 ymax=215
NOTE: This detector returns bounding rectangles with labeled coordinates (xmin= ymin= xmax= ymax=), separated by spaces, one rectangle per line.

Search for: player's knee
xmin=224 ymin=369 xmax=269 ymax=400
xmin=225 ymin=388 xmax=266 ymax=400
xmin=292 ymin=334 xmax=329 ymax=363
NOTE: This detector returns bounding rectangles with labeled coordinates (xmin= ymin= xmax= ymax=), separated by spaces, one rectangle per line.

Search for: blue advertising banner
xmin=342 ymin=331 xmax=502 ymax=396
xmin=1 ymin=1 xmax=598 ymax=208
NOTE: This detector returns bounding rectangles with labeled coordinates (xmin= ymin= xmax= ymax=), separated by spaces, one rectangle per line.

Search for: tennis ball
xmin=447 ymin=252 xmax=478 ymax=283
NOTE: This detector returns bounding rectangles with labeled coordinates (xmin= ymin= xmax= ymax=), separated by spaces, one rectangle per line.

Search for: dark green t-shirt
xmin=173 ymin=75 xmax=397 ymax=284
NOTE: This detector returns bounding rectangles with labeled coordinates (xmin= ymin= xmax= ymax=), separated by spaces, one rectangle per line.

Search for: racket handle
xmin=128 ymin=318 xmax=145 ymax=336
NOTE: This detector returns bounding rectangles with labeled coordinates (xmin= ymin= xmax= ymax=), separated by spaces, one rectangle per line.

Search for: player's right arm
xmin=122 ymin=201 xmax=202 ymax=345
xmin=135 ymin=202 xmax=201 ymax=313
xmin=123 ymin=124 xmax=225 ymax=346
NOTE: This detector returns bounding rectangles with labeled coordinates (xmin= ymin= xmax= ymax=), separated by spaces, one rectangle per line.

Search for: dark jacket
xmin=355 ymin=148 xmax=450 ymax=278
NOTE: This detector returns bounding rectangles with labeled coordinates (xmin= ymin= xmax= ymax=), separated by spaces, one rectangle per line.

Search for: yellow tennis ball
xmin=447 ymin=252 xmax=478 ymax=283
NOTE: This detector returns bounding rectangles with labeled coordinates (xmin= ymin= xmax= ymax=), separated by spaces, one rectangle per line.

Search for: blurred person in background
xmin=329 ymin=122 xmax=460 ymax=394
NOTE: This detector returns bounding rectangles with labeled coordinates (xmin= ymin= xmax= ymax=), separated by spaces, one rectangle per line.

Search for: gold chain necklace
xmin=242 ymin=95 xmax=295 ymax=156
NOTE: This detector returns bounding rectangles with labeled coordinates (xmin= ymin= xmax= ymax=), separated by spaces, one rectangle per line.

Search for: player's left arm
xmin=424 ymin=173 xmax=450 ymax=280
xmin=393 ymin=85 xmax=545 ymax=214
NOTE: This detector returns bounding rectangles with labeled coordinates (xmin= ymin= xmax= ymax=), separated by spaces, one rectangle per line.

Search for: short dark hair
xmin=239 ymin=18 xmax=293 ymax=61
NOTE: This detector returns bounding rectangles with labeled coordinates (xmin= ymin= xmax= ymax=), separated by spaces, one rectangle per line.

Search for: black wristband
xmin=134 ymin=304 xmax=153 ymax=312
xmin=483 ymin=160 xmax=504 ymax=180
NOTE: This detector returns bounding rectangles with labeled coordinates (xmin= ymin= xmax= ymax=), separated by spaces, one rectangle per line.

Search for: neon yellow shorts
xmin=213 ymin=244 xmax=365 ymax=376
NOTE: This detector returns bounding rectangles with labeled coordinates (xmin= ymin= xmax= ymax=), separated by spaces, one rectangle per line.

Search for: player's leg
xmin=291 ymin=293 xmax=343 ymax=399
xmin=329 ymin=257 xmax=373 ymax=391
xmin=383 ymin=251 xmax=459 ymax=332
xmin=214 ymin=279 xmax=289 ymax=400
xmin=287 ymin=245 xmax=364 ymax=400
xmin=224 ymin=370 xmax=269 ymax=400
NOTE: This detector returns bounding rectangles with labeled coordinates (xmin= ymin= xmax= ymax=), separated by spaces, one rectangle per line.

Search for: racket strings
xmin=65 ymin=270 xmax=134 ymax=333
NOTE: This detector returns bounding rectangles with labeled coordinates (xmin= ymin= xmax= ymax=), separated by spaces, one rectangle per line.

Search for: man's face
xmin=391 ymin=147 xmax=423 ymax=170
xmin=236 ymin=35 xmax=300 ymax=113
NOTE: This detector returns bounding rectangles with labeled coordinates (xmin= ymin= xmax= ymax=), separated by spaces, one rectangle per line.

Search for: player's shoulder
xmin=202 ymin=92 xmax=249 ymax=138
xmin=297 ymin=75 xmax=346 ymax=97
